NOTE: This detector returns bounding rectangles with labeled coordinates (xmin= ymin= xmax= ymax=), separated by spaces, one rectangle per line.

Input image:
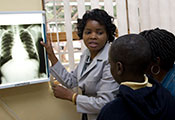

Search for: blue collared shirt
xmin=162 ymin=64 xmax=175 ymax=97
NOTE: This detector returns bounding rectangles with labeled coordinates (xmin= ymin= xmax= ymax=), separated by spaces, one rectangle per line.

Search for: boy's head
xmin=109 ymin=34 xmax=151 ymax=84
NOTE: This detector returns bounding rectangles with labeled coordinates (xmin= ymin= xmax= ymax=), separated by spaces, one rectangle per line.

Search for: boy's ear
xmin=116 ymin=61 xmax=123 ymax=75
xmin=156 ymin=57 xmax=160 ymax=65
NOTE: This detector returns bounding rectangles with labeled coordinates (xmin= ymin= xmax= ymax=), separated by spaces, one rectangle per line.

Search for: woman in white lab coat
xmin=41 ymin=8 xmax=119 ymax=120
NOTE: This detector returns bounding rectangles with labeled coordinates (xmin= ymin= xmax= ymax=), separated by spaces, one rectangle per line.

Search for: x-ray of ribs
xmin=0 ymin=24 xmax=46 ymax=84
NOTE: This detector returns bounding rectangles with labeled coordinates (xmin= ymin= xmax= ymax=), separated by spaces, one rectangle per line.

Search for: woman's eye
xmin=97 ymin=32 xmax=103 ymax=35
xmin=85 ymin=31 xmax=91 ymax=34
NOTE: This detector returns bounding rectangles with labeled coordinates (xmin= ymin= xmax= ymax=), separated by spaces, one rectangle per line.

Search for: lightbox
xmin=0 ymin=11 xmax=49 ymax=89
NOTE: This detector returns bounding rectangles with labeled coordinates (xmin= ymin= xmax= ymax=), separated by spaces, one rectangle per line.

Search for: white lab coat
xmin=50 ymin=43 xmax=119 ymax=120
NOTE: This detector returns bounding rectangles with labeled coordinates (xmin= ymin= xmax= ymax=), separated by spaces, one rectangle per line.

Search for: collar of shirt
xmin=120 ymin=75 xmax=152 ymax=90
xmin=85 ymin=55 xmax=91 ymax=64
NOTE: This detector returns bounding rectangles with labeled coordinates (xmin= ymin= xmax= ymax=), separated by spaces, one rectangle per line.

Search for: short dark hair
xmin=139 ymin=28 xmax=175 ymax=70
xmin=77 ymin=8 xmax=116 ymax=42
xmin=109 ymin=34 xmax=151 ymax=73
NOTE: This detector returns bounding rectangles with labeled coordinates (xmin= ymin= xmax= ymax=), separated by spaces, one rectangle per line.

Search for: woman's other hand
xmin=52 ymin=84 xmax=75 ymax=102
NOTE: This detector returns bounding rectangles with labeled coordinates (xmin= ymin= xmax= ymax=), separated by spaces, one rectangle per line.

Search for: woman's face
xmin=83 ymin=20 xmax=108 ymax=57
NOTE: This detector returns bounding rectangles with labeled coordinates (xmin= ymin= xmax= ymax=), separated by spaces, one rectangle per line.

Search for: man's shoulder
xmin=97 ymin=98 xmax=129 ymax=120
xmin=102 ymin=97 xmax=124 ymax=113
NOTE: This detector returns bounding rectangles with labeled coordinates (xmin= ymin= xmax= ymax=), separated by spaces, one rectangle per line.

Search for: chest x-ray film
xmin=0 ymin=11 xmax=49 ymax=89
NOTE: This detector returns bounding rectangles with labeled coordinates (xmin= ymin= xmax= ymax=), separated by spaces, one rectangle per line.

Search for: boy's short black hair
xmin=77 ymin=8 xmax=116 ymax=42
xmin=109 ymin=34 xmax=151 ymax=73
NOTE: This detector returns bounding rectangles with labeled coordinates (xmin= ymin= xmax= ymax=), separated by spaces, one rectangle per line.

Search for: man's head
xmin=139 ymin=28 xmax=175 ymax=71
xmin=109 ymin=34 xmax=151 ymax=84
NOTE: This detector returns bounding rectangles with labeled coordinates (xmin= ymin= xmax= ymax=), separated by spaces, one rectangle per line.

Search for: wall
xmin=0 ymin=82 xmax=80 ymax=120
xmin=0 ymin=0 xmax=80 ymax=120
xmin=0 ymin=0 xmax=43 ymax=11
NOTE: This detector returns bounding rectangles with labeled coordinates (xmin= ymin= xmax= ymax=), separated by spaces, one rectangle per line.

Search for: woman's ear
xmin=116 ymin=62 xmax=123 ymax=75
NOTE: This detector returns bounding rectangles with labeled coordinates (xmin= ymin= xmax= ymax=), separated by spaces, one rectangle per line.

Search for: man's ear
xmin=116 ymin=61 xmax=123 ymax=75
xmin=156 ymin=57 xmax=160 ymax=65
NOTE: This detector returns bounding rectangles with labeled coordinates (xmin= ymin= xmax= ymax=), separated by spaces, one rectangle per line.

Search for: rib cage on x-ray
xmin=0 ymin=24 xmax=47 ymax=84
xmin=1 ymin=30 xmax=13 ymax=66
xmin=20 ymin=29 xmax=38 ymax=60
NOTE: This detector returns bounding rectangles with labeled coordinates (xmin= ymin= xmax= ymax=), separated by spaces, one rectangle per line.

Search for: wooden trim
xmin=47 ymin=29 xmax=118 ymax=42
xmin=47 ymin=31 xmax=79 ymax=42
